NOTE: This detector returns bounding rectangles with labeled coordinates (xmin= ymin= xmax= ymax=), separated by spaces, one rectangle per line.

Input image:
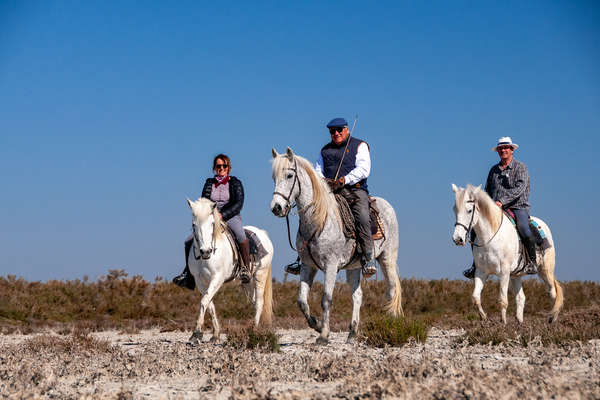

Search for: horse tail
xmin=549 ymin=278 xmax=563 ymax=324
xmin=384 ymin=272 xmax=404 ymax=318
xmin=261 ymin=260 xmax=273 ymax=327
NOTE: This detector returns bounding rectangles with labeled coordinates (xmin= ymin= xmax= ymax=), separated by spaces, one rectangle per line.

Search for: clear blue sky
xmin=1 ymin=1 xmax=599 ymax=283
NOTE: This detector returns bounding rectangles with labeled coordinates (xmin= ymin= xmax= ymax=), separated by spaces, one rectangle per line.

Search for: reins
xmin=454 ymin=198 xmax=504 ymax=248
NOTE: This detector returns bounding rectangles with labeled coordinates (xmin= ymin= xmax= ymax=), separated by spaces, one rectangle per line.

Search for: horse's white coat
xmin=271 ymin=148 xmax=403 ymax=344
xmin=186 ymin=198 xmax=273 ymax=343
xmin=451 ymin=184 xmax=563 ymax=323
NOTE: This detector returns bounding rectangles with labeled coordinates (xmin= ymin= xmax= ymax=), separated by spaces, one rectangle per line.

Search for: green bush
xmin=361 ymin=315 xmax=428 ymax=347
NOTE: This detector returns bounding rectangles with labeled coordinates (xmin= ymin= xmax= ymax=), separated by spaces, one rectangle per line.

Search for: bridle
xmin=454 ymin=198 xmax=503 ymax=248
xmin=273 ymin=158 xmax=304 ymax=251
xmin=272 ymin=158 xmax=301 ymax=217
xmin=192 ymin=221 xmax=218 ymax=260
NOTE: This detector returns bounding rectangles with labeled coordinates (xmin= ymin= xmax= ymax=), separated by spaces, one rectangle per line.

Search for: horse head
xmin=187 ymin=197 xmax=221 ymax=260
xmin=270 ymin=147 xmax=301 ymax=217
xmin=451 ymin=184 xmax=482 ymax=246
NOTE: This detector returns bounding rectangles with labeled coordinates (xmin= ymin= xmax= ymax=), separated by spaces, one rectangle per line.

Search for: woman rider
xmin=172 ymin=154 xmax=252 ymax=288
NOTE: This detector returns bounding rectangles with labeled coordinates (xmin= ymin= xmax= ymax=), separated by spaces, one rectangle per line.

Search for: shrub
xmin=361 ymin=315 xmax=428 ymax=347
xmin=225 ymin=325 xmax=280 ymax=352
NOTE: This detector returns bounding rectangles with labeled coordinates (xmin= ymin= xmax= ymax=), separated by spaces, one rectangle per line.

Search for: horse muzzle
xmin=198 ymin=248 xmax=213 ymax=259
xmin=270 ymin=202 xmax=289 ymax=217
xmin=452 ymin=229 xmax=466 ymax=246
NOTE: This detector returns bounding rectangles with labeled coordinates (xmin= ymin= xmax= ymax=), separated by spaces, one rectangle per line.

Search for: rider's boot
xmin=463 ymin=263 xmax=476 ymax=279
xmin=361 ymin=253 xmax=377 ymax=277
xmin=239 ymin=239 xmax=252 ymax=284
xmin=172 ymin=239 xmax=196 ymax=290
xmin=522 ymin=236 xmax=538 ymax=275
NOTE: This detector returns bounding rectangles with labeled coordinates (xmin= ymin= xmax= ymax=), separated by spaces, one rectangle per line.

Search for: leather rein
xmin=454 ymin=199 xmax=503 ymax=248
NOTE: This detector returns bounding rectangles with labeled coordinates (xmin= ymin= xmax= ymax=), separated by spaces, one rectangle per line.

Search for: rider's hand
xmin=495 ymin=201 xmax=502 ymax=208
xmin=326 ymin=177 xmax=345 ymax=191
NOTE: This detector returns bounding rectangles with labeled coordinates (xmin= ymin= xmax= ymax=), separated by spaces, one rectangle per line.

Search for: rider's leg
xmin=227 ymin=215 xmax=252 ymax=283
xmin=173 ymin=235 xmax=196 ymax=290
xmin=514 ymin=208 xmax=537 ymax=274
xmin=463 ymin=231 xmax=477 ymax=279
xmin=344 ymin=187 xmax=377 ymax=277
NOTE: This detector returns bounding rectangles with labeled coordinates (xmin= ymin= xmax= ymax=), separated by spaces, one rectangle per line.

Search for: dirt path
xmin=1 ymin=327 xmax=599 ymax=399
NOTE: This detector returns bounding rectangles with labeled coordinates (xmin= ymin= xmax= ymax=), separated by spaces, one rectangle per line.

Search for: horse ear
xmin=474 ymin=185 xmax=482 ymax=193
xmin=285 ymin=147 xmax=294 ymax=160
xmin=186 ymin=198 xmax=194 ymax=209
xmin=451 ymin=183 xmax=458 ymax=193
xmin=272 ymin=148 xmax=279 ymax=158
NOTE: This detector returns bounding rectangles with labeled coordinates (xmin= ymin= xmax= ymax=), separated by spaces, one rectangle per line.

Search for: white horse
xmin=451 ymin=184 xmax=563 ymax=324
xmin=186 ymin=197 xmax=274 ymax=344
xmin=270 ymin=148 xmax=403 ymax=344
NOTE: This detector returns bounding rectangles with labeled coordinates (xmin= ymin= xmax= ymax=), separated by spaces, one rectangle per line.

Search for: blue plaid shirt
xmin=485 ymin=158 xmax=530 ymax=211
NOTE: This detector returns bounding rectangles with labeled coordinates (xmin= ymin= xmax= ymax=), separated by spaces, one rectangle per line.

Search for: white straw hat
xmin=492 ymin=136 xmax=519 ymax=151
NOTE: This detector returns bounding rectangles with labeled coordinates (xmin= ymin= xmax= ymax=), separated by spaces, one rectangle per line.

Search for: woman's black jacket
xmin=201 ymin=176 xmax=244 ymax=222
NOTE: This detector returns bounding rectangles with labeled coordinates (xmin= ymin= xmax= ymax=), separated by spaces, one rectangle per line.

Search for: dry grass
xmin=1 ymin=270 xmax=599 ymax=346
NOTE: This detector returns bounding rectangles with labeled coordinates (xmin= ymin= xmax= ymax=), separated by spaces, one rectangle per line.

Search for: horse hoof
xmin=346 ymin=335 xmax=356 ymax=344
xmin=209 ymin=335 xmax=220 ymax=343
xmin=316 ymin=336 xmax=329 ymax=345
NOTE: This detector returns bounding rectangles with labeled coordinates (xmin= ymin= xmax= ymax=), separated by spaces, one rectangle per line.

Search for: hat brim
xmin=492 ymin=144 xmax=518 ymax=151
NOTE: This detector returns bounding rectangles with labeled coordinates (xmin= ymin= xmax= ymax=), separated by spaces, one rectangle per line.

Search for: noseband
xmin=272 ymin=158 xmax=302 ymax=217
xmin=454 ymin=199 xmax=476 ymax=239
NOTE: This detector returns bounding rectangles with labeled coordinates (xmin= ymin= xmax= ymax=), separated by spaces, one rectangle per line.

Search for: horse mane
xmin=191 ymin=197 xmax=225 ymax=241
xmin=468 ymin=184 xmax=502 ymax=232
xmin=272 ymin=153 xmax=338 ymax=234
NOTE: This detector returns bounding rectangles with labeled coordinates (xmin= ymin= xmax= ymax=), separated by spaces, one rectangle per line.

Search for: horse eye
xmin=286 ymin=173 xmax=293 ymax=179
xmin=467 ymin=209 xmax=473 ymax=214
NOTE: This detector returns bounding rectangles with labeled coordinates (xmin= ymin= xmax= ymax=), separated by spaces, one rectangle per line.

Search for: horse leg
xmin=377 ymin=248 xmax=404 ymax=317
xmin=298 ymin=266 xmax=321 ymax=333
xmin=189 ymin=280 xmax=221 ymax=345
xmin=472 ymin=271 xmax=487 ymax=320
xmin=498 ymin=274 xmax=510 ymax=324
xmin=207 ymin=301 xmax=221 ymax=342
xmin=509 ymin=277 xmax=525 ymax=324
xmin=345 ymin=268 xmax=362 ymax=344
xmin=316 ymin=265 xmax=337 ymax=345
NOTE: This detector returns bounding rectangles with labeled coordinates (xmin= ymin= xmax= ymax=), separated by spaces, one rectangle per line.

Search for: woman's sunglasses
xmin=215 ymin=164 xmax=229 ymax=169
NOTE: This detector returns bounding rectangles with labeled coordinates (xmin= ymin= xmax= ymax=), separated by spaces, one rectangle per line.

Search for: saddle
xmin=503 ymin=209 xmax=551 ymax=250
xmin=221 ymin=224 xmax=268 ymax=283
xmin=335 ymin=194 xmax=385 ymax=241
xmin=503 ymin=209 xmax=552 ymax=276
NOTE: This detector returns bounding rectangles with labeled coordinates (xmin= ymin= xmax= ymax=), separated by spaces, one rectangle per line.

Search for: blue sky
xmin=1 ymin=1 xmax=599 ymax=283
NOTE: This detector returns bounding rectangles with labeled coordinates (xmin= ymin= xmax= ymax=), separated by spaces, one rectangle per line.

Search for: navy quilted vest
xmin=320 ymin=137 xmax=368 ymax=191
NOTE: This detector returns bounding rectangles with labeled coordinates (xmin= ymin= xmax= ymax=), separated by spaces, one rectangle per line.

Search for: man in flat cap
xmin=315 ymin=117 xmax=377 ymax=277
xmin=463 ymin=136 xmax=538 ymax=279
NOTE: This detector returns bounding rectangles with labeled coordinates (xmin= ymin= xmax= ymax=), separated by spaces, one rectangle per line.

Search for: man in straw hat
xmin=463 ymin=136 xmax=538 ymax=279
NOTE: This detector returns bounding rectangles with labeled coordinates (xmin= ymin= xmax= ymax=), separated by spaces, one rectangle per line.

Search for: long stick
xmin=333 ymin=115 xmax=358 ymax=181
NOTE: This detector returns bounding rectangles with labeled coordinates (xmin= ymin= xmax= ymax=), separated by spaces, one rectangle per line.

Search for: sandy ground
xmin=1 ymin=327 xmax=599 ymax=399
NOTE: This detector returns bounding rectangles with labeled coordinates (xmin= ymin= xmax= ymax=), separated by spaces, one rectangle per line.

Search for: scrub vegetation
xmin=1 ymin=270 xmax=599 ymax=346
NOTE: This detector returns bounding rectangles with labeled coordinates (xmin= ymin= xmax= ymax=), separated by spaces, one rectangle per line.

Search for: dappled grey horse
xmin=271 ymin=148 xmax=403 ymax=344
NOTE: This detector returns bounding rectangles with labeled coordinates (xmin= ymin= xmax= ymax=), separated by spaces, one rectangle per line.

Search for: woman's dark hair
xmin=212 ymin=154 xmax=231 ymax=174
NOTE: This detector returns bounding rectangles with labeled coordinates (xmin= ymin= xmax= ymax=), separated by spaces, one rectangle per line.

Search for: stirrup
xmin=523 ymin=261 xmax=538 ymax=275
xmin=285 ymin=258 xmax=302 ymax=275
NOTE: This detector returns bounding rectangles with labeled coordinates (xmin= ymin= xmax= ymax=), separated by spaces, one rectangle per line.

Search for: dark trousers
xmin=340 ymin=187 xmax=373 ymax=258
xmin=512 ymin=208 xmax=533 ymax=240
